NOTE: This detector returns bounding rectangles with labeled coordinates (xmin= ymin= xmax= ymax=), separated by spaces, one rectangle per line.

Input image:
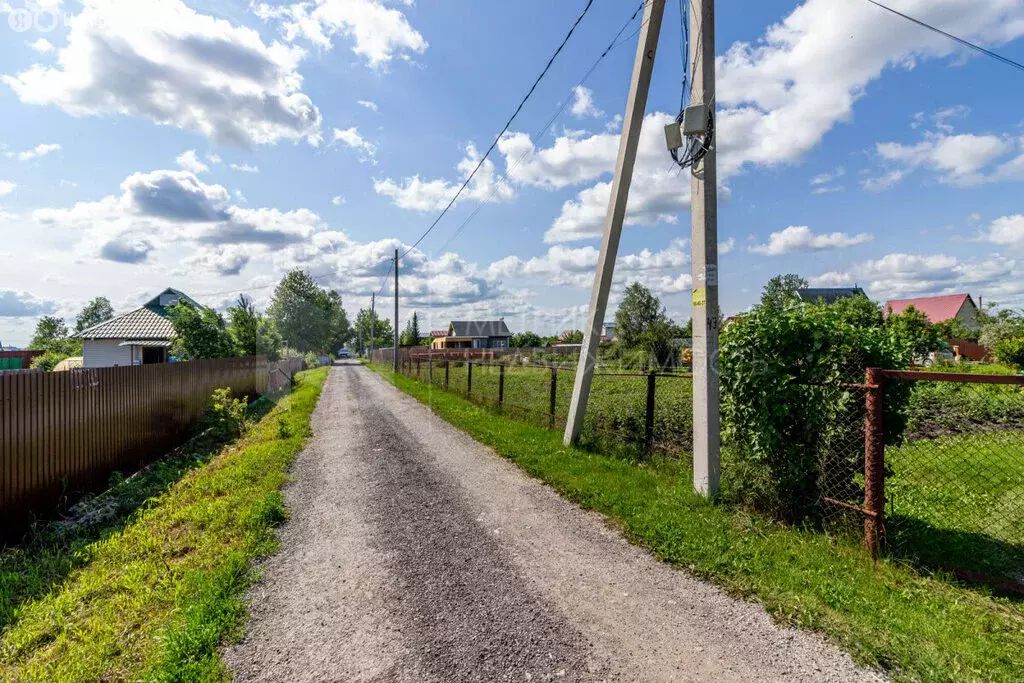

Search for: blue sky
xmin=1 ymin=0 xmax=1023 ymax=346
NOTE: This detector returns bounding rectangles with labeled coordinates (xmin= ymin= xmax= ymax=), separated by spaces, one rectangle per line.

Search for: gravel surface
xmin=225 ymin=363 xmax=885 ymax=682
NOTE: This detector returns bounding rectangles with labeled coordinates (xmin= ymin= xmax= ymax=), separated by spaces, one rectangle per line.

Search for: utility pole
xmin=690 ymin=0 xmax=720 ymax=496
xmin=393 ymin=248 xmax=399 ymax=372
xmin=370 ymin=292 xmax=376 ymax=358
xmin=563 ymin=0 xmax=666 ymax=446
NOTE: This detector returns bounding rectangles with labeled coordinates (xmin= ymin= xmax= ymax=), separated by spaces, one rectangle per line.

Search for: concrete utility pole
xmin=369 ymin=292 xmax=376 ymax=358
xmin=690 ymin=0 xmax=720 ymax=496
xmin=563 ymin=0 xmax=666 ymax=446
xmin=393 ymin=249 xmax=400 ymax=372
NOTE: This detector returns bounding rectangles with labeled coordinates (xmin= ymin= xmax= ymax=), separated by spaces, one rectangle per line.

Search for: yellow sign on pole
xmin=692 ymin=287 xmax=706 ymax=307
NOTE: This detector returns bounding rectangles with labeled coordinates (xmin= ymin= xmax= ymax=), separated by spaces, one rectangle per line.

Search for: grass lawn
xmin=407 ymin=360 xmax=694 ymax=455
xmin=0 ymin=366 xmax=329 ymax=682
xmin=887 ymin=431 xmax=1024 ymax=580
xmin=372 ymin=364 xmax=1024 ymax=683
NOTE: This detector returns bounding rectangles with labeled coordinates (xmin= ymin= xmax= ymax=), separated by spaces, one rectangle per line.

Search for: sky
xmin=1 ymin=0 xmax=1024 ymax=347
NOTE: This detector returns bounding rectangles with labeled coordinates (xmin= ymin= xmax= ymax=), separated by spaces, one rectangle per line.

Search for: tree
xmin=614 ymin=282 xmax=677 ymax=366
xmin=559 ymin=329 xmax=584 ymax=344
xmin=932 ymin=316 xmax=977 ymax=342
xmin=228 ymin=295 xmax=282 ymax=360
xmin=400 ymin=312 xmax=421 ymax=346
xmin=760 ymin=274 xmax=808 ymax=309
xmin=268 ymin=270 xmax=348 ymax=354
xmin=511 ymin=331 xmax=542 ymax=348
xmin=886 ymin=305 xmax=940 ymax=361
xmin=169 ymin=304 xmax=237 ymax=360
xmin=353 ymin=308 xmax=393 ymax=354
xmin=30 ymin=316 xmax=70 ymax=351
xmin=994 ymin=336 xmax=1024 ymax=369
xmin=830 ymin=293 xmax=883 ymax=329
xmin=75 ymin=297 xmax=114 ymax=333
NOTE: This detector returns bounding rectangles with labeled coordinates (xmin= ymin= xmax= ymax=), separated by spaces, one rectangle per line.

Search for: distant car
xmin=337 ymin=348 xmax=351 ymax=359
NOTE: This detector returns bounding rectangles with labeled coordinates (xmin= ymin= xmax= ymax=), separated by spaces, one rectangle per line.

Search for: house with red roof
xmin=884 ymin=293 xmax=980 ymax=331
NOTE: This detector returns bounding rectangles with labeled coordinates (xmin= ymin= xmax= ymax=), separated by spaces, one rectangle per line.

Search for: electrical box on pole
xmin=563 ymin=0 xmax=666 ymax=446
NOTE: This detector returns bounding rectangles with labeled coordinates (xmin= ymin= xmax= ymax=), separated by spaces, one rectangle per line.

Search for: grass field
xmin=405 ymin=360 xmax=694 ymax=456
xmin=887 ymin=430 xmax=1024 ymax=580
xmin=372 ymin=365 xmax=1024 ymax=682
xmin=0 ymin=367 xmax=328 ymax=682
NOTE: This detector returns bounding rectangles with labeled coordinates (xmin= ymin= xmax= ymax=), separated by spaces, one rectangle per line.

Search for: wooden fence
xmin=1 ymin=356 xmax=268 ymax=538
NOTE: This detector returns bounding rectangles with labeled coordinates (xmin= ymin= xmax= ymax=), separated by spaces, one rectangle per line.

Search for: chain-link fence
xmin=818 ymin=368 xmax=1024 ymax=588
xmin=882 ymin=370 xmax=1024 ymax=585
xmin=395 ymin=356 xmax=693 ymax=462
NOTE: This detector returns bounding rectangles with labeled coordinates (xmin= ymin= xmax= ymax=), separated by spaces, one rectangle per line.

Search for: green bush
xmin=993 ymin=336 xmax=1024 ymax=369
xmin=719 ymin=301 xmax=910 ymax=522
xmin=303 ymin=351 xmax=320 ymax=369
xmin=30 ymin=350 xmax=72 ymax=372
xmin=199 ymin=388 xmax=247 ymax=442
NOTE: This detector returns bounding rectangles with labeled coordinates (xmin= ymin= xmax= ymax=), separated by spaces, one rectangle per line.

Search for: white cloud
xmin=207 ymin=153 xmax=223 ymax=165
xmin=861 ymin=169 xmax=906 ymax=192
xmin=870 ymin=132 xmax=1014 ymax=187
xmin=0 ymin=181 xmax=15 ymax=196
xmin=375 ymin=143 xmax=513 ymax=211
xmin=9 ymin=143 xmax=61 ymax=162
xmin=333 ymin=126 xmax=377 ymax=162
xmin=750 ymin=225 xmax=873 ymax=255
xmin=27 ymin=38 xmax=54 ymax=54
xmin=715 ymin=0 xmax=1024 ymax=177
xmin=810 ymin=166 xmax=844 ymax=186
xmin=497 ymin=128 xmax=618 ymax=190
xmin=569 ymin=85 xmax=603 ymax=118
xmin=3 ymin=0 xmax=322 ymax=148
xmin=982 ymin=214 xmax=1024 ymax=246
xmin=331 ymin=195 xmax=346 ymax=205
xmin=0 ymin=290 xmax=57 ymax=317
xmin=812 ymin=252 xmax=1022 ymax=303
xmin=357 ymin=99 xmax=378 ymax=111
xmin=229 ymin=163 xmax=260 ymax=173
xmin=254 ymin=0 xmax=427 ymax=67
xmin=176 ymin=149 xmax=209 ymax=175
xmin=719 ymin=238 xmax=735 ymax=255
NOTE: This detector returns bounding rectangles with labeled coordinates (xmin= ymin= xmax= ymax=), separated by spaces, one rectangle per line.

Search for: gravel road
xmin=224 ymin=363 xmax=884 ymax=682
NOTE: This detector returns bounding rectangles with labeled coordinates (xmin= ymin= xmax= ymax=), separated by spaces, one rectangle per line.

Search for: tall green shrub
xmin=720 ymin=301 xmax=910 ymax=522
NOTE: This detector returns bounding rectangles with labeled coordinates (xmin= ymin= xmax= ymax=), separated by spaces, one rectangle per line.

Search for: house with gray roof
xmin=76 ymin=288 xmax=201 ymax=368
xmin=795 ymin=287 xmax=866 ymax=305
xmin=430 ymin=320 xmax=512 ymax=350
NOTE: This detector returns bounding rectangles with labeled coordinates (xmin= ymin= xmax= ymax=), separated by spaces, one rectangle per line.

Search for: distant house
xmin=76 ymin=288 xmax=202 ymax=368
xmin=430 ymin=320 xmax=512 ymax=350
xmin=796 ymin=287 xmax=866 ymax=304
xmin=885 ymin=293 xmax=980 ymax=330
xmin=602 ymin=322 xmax=616 ymax=342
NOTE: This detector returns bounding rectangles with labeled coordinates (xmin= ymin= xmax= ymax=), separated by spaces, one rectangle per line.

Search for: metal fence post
xmin=645 ymin=371 xmax=656 ymax=453
xmin=549 ymin=367 xmax=558 ymax=429
xmin=864 ymin=367 xmax=886 ymax=559
xmin=444 ymin=360 xmax=450 ymax=390
xmin=498 ymin=364 xmax=505 ymax=408
xmin=429 ymin=356 xmax=433 ymax=383
xmin=467 ymin=362 xmax=473 ymax=397
xmin=416 ymin=359 xmax=420 ymax=378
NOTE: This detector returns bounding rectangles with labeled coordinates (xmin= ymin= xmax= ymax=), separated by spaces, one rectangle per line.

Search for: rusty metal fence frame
xmin=834 ymin=368 xmax=1024 ymax=592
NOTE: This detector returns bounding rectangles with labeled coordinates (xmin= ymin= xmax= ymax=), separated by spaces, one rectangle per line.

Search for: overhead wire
xmin=434 ymin=1 xmax=651 ymax=256
xmin=864 ymin=0 xmax=1024 ymax=74
xmin=394 ymin=0 xmax=598 ymax=264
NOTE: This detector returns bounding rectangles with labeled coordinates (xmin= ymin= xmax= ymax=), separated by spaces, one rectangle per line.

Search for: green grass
xmin=0 ymin=367 xmax=329 ymax=682
xmin=887 ymin=431 xmax=1024 ymax=580
xmin=372 ymin=364 xmax=1024 ymax=682
xmin=407 ymin=360 xmax=693 ymax=455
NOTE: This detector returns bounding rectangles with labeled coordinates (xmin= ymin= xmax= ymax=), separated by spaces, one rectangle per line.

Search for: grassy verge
xmin=371 ymin=364 xmax=1024 ymax=683
xmin=0 ymin=367 xmax=329 ymax=682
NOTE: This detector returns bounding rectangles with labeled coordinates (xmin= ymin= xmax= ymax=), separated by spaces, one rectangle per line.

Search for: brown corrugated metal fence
xmin=1 ymin=356 xmax=268 ymax=537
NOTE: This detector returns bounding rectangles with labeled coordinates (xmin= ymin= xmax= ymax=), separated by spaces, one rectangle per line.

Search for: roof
xmin=885 ymin=294 xmax=974 ymax=323
xmin=430 ymin=330 xmax=447 ymax=338
xmin=77 ymin=287 xmax=202 ymax=340
xmin=79 ymin=307 xmax=175 ymax=340
xmin=796 ymin=287 xmax=865 ymax=304
xmin=448 ymin=320 xmax=511 ymax=338
xmin=118 ymin=340 xmax=172 ymax=347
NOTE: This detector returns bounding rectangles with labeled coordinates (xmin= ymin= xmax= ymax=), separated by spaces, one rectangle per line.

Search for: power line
xmin=396 ymin=0 xmax=597 ymax=261
xmin=865 ymin=0 xmax=1024 ymax=74
xmin=434 ymin=1 xmax=650 ymax=255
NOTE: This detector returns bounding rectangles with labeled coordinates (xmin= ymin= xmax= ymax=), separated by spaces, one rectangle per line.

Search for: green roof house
xmin=76 ymin=288 xmax=202 ymax=368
